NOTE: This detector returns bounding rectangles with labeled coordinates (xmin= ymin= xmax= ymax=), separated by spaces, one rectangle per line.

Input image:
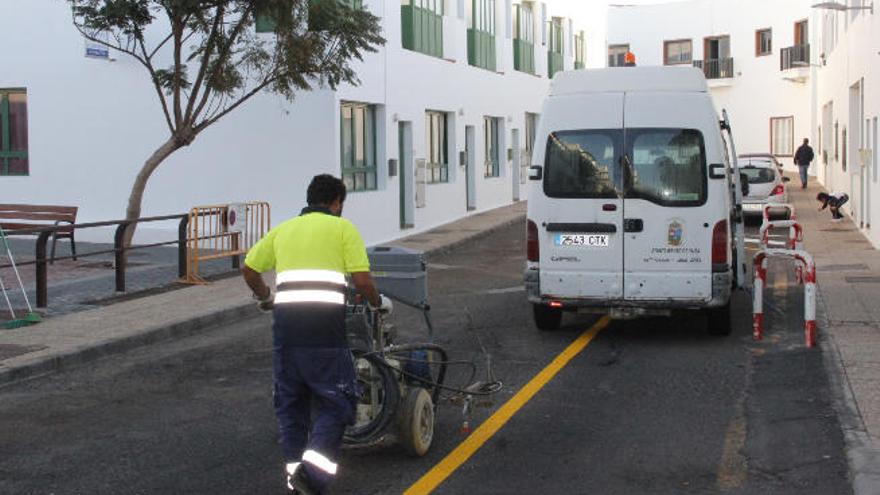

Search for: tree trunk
xmin=122 ymin=137 xmax=182 ymax=248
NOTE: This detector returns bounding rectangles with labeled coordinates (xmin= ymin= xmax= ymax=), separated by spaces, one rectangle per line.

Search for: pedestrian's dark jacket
xmin=795 ymin=144 xmax=814 ymax=166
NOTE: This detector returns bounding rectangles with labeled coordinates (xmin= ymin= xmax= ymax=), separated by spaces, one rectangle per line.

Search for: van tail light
xmin=712 ymin=219 xmax=729 ymax=268
xmin=770 ymin=184 xmax=785 ymax=197
xmin=527 ymin=219 xmax=539 ymax=262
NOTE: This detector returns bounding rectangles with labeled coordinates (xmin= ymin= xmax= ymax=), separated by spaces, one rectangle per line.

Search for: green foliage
xmin=69 ymin=0 xmax=386 ymax=133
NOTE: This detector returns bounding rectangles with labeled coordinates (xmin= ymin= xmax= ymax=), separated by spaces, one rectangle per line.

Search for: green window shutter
xmin=401 ymin=1 xmax=443 ymax=58
xmin=255 ymin=10 xmax=277 ymax=33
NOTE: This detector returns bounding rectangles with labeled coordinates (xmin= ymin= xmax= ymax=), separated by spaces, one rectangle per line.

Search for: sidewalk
xmin=787 ymin=177 xmax=880 ymax=492
xmin=0 ymin=201 xmax=526 ymax=386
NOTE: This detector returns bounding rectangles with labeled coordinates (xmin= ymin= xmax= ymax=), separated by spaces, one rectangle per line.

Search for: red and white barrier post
xmin=753 ymin=251 xmax=767 ymax=341
xmin=799 ymin=252 xmax=817 ymax=347
xmin=752 ymin=248 xmax=817 ymax=347
xmin=759 ymin=220 xmax=806 ymax=283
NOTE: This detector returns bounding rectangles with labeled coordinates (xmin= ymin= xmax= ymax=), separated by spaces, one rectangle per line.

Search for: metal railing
xmin=693 ymin=57 xmax=734 ymax=79
xmin=780 ymin=44 xmax=810 ymax=71
xmin=0 ymin=214 xmax=239 ymax=308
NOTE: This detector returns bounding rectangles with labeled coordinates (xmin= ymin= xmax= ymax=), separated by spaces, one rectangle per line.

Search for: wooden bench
xmin=0 ymin=204 xmax=78 ymax=263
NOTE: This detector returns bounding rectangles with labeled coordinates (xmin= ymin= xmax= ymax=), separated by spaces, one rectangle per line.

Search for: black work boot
xmin=287 ymin=468 xmax=318 ymax=495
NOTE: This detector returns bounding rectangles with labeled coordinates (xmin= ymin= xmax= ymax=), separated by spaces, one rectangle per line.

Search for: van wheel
xmin=705 ymin=301 xmax=732 ymax=336
xmin=533 ymin=304 xmax=562 ymax=331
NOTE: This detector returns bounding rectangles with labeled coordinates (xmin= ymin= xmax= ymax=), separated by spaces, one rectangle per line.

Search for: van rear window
xmin=543 ymin=130 xmax=621 ymax=198
xmin=627 ymin=129 xmax=707 ymax=206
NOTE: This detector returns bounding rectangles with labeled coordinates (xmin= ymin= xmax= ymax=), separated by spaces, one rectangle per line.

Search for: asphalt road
xmin=0 ymin=221 xmax=851 ymax=494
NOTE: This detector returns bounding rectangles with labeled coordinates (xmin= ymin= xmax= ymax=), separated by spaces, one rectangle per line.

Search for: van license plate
xmin=743 ymin=203 xmax=763 ymax=211
xmin=555 ymin=234 xmax=609 ymax=247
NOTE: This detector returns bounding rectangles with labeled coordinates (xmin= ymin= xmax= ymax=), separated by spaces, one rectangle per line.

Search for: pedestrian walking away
xmin=241 ymin=174 xmax=393 ymax=494
xmin=816 ymin=191 xmax=850 ymax=222
xmin=794 ymin=138 xmax=814 ymax=189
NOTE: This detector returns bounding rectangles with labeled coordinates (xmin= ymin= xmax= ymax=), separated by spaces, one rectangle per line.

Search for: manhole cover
xmin=820 ymin=263 xmax=869 ymax=272
xmin=0 ymin=344 xmax=47 ymax=360
xmin=844 ymin=276 xmax=880 ymax=284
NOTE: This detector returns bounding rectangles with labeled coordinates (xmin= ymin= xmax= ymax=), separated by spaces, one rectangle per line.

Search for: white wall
xmin=815 ymin=5 xmax=880 ymax=246
xmin=0 ymin=0 xmax=586 ymax=245
xmin=606 ymin=0 xmax=813 ymax=171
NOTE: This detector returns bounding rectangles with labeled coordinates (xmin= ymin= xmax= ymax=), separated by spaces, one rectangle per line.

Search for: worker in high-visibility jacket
xmin=242 ymin=174 xmax=392 ymax=494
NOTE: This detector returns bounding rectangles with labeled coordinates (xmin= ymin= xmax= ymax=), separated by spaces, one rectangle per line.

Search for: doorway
xmin=398 ymin=121 xmax=415 ymax=229
xmin=465 ymin=125 xmax=476 ymax=211
xmin=511 ymin=128 xmax=521 ymax=201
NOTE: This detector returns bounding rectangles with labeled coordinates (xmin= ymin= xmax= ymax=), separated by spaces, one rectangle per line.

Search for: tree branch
xmin=147 ymin=32 xmax=173 ymax=59
xmin=194 ymin=75 xmax=278 ymax=133
xmin=191 ymin=4 xmax=255 ymax=123
xmin=72 ymin=16 xmax=174 ymax=133
xmin=183 ymin=5 xmax=224 ymax=126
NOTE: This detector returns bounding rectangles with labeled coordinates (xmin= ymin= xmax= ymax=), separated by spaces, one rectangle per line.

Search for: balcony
xmin=693 ymin=58 xmax=734 ymax=79
xmin=780 ymin=44 xmax=810 ymax=70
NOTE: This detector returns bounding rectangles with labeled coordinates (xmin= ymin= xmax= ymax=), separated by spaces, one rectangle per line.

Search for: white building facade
xmin=607 ymin=0 xmax=880 ymax=248
xmin=0 ymin=0 xmax=588 ymax=245
xmin=606 ymin=0 xmax=815 ymax=173
xmin=814 ymin=1 xmax=879 ymax=244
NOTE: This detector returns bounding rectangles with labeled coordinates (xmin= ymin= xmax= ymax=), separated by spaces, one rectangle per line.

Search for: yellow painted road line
xmin=403 ymin=316 xmax=611 ymax=495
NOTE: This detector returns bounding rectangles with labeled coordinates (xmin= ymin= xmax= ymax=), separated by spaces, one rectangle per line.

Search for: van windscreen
xmin=626 ymin=129 xmax=707 ymax=207
xmin=543 ymin=130 xmax=621 ymax=198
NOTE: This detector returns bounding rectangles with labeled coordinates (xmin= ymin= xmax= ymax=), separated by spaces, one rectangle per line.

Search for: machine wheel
xmin=398 ymin=387 xmax=434 ymax=457
xmin=533 ymin=304 xmax=562 ymax=331
xmin=705 ymin=301 xmax=732 ymax=336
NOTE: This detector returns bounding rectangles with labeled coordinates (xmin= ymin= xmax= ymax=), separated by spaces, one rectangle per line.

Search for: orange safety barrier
xmin=183 ymin=202 xmax=270 ymax=284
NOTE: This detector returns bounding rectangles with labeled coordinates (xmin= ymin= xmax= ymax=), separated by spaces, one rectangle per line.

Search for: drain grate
xmin=844 ymin=276 xmax=880 ymax=284
xmin=0 ymin=344 xmax=47 ymax=360
xmin=820 ymin=263 xmax=869 ymax=272
xmin=818 ymin=228 xmax=857 ymax=232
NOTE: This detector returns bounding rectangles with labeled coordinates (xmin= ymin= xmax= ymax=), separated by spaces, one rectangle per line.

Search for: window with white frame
xmin=425 ymin=110 xmax=449 ymax=183
xmin=755 ymin=29 xmax=771 ymax=56
xmin=484 ymin=116 xmax=500 ymax=177
xmin=770 ymin=116 xmax=794 ymax=157
xmin=663 ymin=39 xmax=692 ymax=65
xmin=608 ymin=44 xmax=629 ymax=67
xmin=341 ymin=102 xmax=378 ymax=191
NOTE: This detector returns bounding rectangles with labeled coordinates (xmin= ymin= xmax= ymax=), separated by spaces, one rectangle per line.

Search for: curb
xmin=0 ymin=302 xmax=256 ymax=387
xmin=816 ymin=284 xmax=880 ymax=494
xmin=0 ymin=211 xmax=525 ymax=387
xmin=409 ymin=212 xmax=526 ymax=258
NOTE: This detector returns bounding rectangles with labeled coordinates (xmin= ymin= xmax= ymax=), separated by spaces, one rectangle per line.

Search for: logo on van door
xmin=667 ymin=220 xmax=684 ymax=246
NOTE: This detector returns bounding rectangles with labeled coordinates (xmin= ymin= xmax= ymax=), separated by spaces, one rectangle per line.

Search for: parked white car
xmin=739 ymin=157 xmax=789 ymax=218
xmin=738 ymin=153 xmax=783 ymax=174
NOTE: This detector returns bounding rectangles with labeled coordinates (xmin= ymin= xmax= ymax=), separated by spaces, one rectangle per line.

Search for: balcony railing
xmin=693 ymin=57 xmax=734 ymax=79
xmin=780 ymin=44 xmax=810 ymax=71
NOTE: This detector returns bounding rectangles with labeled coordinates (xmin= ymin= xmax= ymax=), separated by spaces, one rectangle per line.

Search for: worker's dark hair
xmin=307 ymin=174 xmax=347 ymax=206
xmin=816 ymin=192 xmax=829 ymax=202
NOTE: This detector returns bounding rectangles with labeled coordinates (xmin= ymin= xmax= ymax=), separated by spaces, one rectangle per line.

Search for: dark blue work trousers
xmin=273 ymin=346 xmax=359 ymax=493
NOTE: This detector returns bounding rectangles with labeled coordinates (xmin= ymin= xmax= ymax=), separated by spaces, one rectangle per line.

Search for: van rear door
xmin=621 ymin=92 xmax=715 ymax=301
xmin=538 ymin=93 xmax=625 ymax=299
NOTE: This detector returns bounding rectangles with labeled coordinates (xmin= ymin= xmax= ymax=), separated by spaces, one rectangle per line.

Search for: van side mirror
xmin=739 ymin=173 xmax=750 ymax=196
xmin=529 ymin=166 xmax=543 ymax=180
xmin=709 ymin=164 xmax=726 ymax=179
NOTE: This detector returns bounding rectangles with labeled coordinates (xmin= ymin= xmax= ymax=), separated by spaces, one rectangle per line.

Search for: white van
xmin=524 ymin=67 xmax=746 ymax=334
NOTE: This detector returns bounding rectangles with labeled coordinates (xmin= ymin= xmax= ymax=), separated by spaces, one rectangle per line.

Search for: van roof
xmin=549 ymin=67 xmax=708 ymax=96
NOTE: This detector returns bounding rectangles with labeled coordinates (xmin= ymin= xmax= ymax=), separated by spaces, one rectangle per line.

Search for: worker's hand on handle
xmin=370 ymin=294 xmax=393 ymax=315
xmin=254 ymin=290 xmax=274 ymax=313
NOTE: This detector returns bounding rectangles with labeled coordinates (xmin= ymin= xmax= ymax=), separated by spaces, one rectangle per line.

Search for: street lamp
xmin=811 ymin=1 xmax=874 ymax=14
